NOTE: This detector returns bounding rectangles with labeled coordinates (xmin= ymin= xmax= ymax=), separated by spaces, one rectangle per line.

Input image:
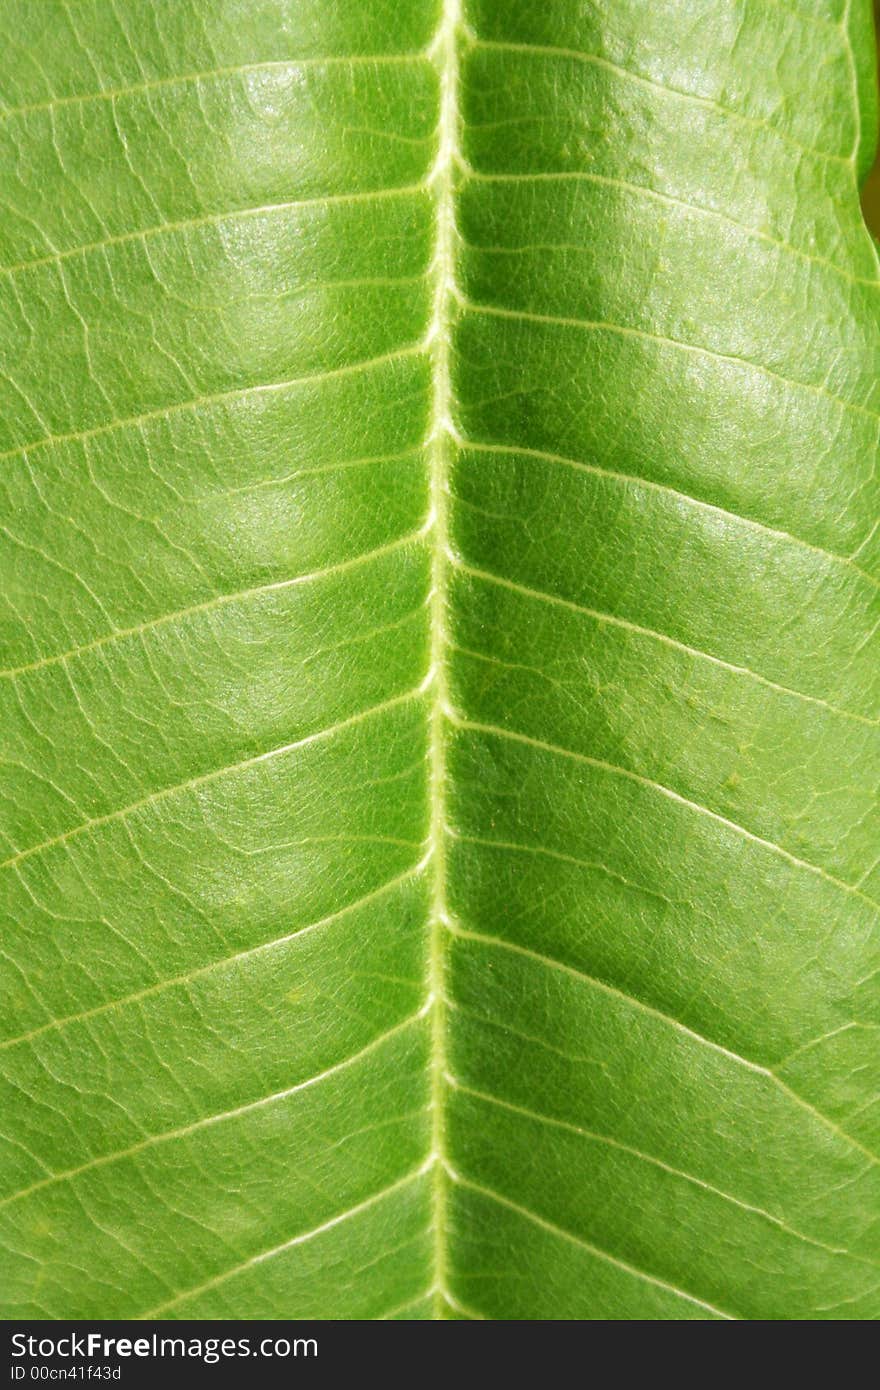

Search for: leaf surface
xmin=1 ymin=0 xmax=879 ymax=1321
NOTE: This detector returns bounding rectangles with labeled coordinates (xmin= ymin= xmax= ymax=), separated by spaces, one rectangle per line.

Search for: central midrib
xmin=426 ymin=0 xmax=461 ymax=1319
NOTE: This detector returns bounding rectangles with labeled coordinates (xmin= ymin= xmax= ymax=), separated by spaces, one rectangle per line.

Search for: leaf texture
xmin=1 ymin=0 xmax=879 ymax=1321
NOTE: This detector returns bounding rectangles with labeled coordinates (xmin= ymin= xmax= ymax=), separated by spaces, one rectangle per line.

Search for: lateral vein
xmin=444 ymin=920 xmax=880 ymax=1167
xmin=452 ymin=558 xmax=878 ymax=723
xmin=1 ymin=687 xmax=424 ymax=872
xmin=448 ymin=713 xmax=880 ymax=914
xmin=0 ymin=344 xmax=425 ymax=468
xmin=0 ymin=858 xmax=428 ymax=1053
xmin=0 ymin=528 xmax=426 ymax=681
xmin=0 ymin=1010 xmax=429 ymax=1210
xmin=445 ymin=1167 xmax=737 ymax=1319
xmin=458 ymin=293 xmax=880 ymax=428
xmin=137 ymin=1165 xmax=429 ymax=1319
xmin=448 ymin=1076 xmax=870 ymax=1263
xmin=455 ymin=437 xmax=879 ymax=591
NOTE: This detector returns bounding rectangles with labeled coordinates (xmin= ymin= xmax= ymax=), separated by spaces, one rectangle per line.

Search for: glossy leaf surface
xmin=1 ymin=0 xmax=879 ymax=1321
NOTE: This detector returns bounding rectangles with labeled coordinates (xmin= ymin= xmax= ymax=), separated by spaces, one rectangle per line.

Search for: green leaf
xmin=1 ymin=0 xmax=879 ymax=1322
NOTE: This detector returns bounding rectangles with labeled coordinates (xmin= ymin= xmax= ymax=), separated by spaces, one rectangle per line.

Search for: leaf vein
xmin=0 ymin=528 xmax=427 ymax=680
xmin=445 ymin=1166 xmax=737 ymax=1318
xmin=1 ymin=687 xmax=425 ymax=871
xmin=452 ymin=558 xmax=877 ymax=723
xmin=449 ymin=1076 xmax=873 ymax=1263
xmin=458 ymin=294 xmax=880 ymax=428
xmin=0 ymin=1010 xmax=429 ymax=1210
xmin=0 ymin=53 xmax=430 ymax=123
xmin=448 ymin=713 xmax=880 ymax=912
xmin=137 ymin=1165 xmax=429 ymax=1319
xmin=0 ymin=344 xmax=426 ymax=469
xmin=444 ymin=918 xmax=880 ymax=1167
xmin=472 ymin=38 xmax=849 ymax=167
xmin=456 ymin=437 xmax=879 ymax=588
